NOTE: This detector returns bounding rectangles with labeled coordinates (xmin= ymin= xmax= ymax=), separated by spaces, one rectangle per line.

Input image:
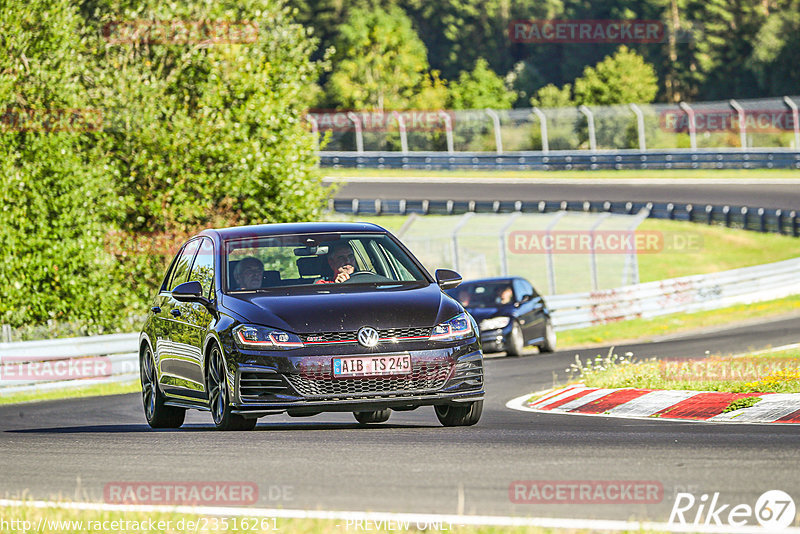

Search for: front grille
xmin=300 ymin=327 xmax=432 ymax=344
xmin=239 ymin=370 xmax=291 ymax=401
xmin=285 ymin=361 xmax=453 ymax=398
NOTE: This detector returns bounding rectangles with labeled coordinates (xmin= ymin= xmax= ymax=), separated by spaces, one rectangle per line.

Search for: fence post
xmin=578 ymin=105 xmax=597 ymax=152
xmin=346 ymin=112 xmax=364 ymax=153
xmin=451 ymin=212 xmax=474 ymax=272
xmin=784 ymin=97 xmax=800 ymax=150
xmin=1 ymin=324 xmax=11 ymax=343
xmin=306 ymin=114 xmax=319 ymax=151
xmin=758 ymin=207 xmax=767 ymax=232
xmin=776 ymin=209 xmax=784 ymax=234
xmin=729 ymin=99 xmax=747 ymax=149
xmin=391 ymin=111 xmax=408 ymax=154
xmin=485 ymin=109 xmax=503 ymax=154
xmin=792 ymin=210 xmax=799 ymax=237
xmin=629 ymin=103 xmax=646 ymax=151
xmin=741 ymin=206 xmax=749 ymax=230
xmin=589 ymin=212 xmax=611 ymax=290
xmin=723 ymin=205 xmax=731 ymax=227
xmin=705 ymin=204 xmax=714 ymax=225
xmin=679 ymin=102 xmax=697 ymax=151
xmin=532 ymin=107 xmax=549 ymax=154
xmin=498 ymin=212 xmax=522 ymax=276
xmin=439 ymin=111 xmax=454 ymax=153
xmin=544 ymin=211 xmax=567 ymax=294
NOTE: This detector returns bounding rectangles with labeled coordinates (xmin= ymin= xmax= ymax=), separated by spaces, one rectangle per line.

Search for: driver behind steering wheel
xmin=315 ymin=241 xmax=358 ymax=284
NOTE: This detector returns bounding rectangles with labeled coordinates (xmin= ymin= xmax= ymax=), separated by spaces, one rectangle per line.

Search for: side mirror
xmin=172 ymin=281 xmax=204 ymax=302
xmin=435 ymin=269 xmax=462 ymax=290
xmin=520 ymin=293 xmax=533 ymax=303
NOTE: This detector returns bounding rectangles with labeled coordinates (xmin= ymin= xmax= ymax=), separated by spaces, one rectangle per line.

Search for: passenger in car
xmin=232 ymin=257 xmax=264 ymax=290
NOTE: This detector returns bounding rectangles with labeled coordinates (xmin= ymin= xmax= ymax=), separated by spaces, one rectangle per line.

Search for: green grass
xmin=0 ymin=380 xmax=139 ymax=406
xmin=325 ymin=167 xmax=800 ymax=180
xmin=723 ymin=396 xmax=762 ymax=413
xmin=0 ymin=502 xmax=665 ymax=534
xmin=636 ymin=219 xmax=800 ymax=282
xmin=339 ymin=214 xmax=800 ymax=284
xmin=572 ymin=348 xmax=800 ymax=393
xmin=556 ymin=294 xmax=800 ymax=348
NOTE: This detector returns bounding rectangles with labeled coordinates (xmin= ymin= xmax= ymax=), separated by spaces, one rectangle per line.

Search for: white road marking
xmin=550 ymin=388 xmax=615 ymax=411
xmin=2 ymin=498 xmax=797 ymax=534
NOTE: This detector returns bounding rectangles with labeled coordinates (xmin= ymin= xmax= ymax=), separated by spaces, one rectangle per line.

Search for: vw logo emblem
xmin=357 ymin=326 xmax=379 ymax=348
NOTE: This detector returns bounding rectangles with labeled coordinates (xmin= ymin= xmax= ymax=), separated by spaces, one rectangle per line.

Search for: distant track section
xmin=321 ymin=149 xmax=800 ymax=170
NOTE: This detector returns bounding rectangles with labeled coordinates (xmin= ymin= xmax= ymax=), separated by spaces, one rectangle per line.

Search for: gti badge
xmin=357 ymin=326 xmax=379 ymax=348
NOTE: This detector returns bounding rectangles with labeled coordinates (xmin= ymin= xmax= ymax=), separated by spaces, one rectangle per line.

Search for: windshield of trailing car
xmin=224 ymin=233 xmax=428 ymax=292
xmin=447 ymin=281 xmax=514 ymax=308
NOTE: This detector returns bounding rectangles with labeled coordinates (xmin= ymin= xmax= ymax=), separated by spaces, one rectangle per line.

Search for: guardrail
xmin=331 ymin=198 xmax=800 ymax=237
xmin=0 ymin=334 xmax=139 ymax=396
xmin=1 ymin=257 xmax=798 ymax=395
xmin=548 ymin=257 xmax=800 ymax=331
xmin=321 ymin=149 xmax=800 ymax=170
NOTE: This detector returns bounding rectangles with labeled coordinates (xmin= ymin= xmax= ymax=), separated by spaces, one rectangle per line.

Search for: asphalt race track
xmin=331 ymin=178 xmax=800 ymax=211
xmin=2 ymin=315 xmax=799 ymax=524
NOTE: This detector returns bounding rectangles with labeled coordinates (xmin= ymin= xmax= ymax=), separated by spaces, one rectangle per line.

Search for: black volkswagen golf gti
xmin=139 ymin=222 xmax=484 ymax=430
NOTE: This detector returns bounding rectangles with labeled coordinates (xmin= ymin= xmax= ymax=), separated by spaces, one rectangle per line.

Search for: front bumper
xmin=229 ymin=344 xmax=484 ymax=416
xmin=479 ymin=325 xmax=512 ymax=353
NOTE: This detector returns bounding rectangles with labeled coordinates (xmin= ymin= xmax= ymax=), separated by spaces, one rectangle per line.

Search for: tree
xmin=448 ymin=58 xmax=517 ymax=110
xmin=573 ymin=46 xmax=659 ymax=105
xmin=530 ymin=84 xmax=574 ymax=108
xmin=0 ymin=0 xmax=123 ymax=329
xmin=327 ymin=5 xmax=430 ymax=110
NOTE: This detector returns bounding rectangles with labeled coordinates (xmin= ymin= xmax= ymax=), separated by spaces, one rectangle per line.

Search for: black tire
xmin=207 ymin=345 xmax=257 ymax=431
xmin=140 ymin=345 xmax=185 ymax=429
xmin=538 ymin=319 xmax=557 ymax=353
xmin=505 ymin=321 xmax=525 ymax=357
xmin=434 ymin=400 xmax=483 ymax=427
xmin=353 ymin=409 xmax=391 ymax=424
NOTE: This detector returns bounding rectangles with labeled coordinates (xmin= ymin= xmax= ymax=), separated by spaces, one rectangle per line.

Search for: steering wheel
xmin=349 ymin=270 xmax=374 ymax=276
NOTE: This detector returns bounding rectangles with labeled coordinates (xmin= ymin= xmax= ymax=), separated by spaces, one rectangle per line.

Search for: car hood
xmin=465 ymin=306 xmax=508 ymax=321
xmin=221 ymin=283 xmax=460 ymax=333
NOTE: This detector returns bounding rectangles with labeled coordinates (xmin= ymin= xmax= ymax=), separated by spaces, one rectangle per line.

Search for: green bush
xmin=0 ymin=0 xmax=328 ymax=333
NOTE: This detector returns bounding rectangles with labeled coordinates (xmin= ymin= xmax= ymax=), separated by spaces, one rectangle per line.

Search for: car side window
xmin=188 ymin=238 xmax=215 ymax=298
xmin=167 ymin=239 xmax=201 ymax=292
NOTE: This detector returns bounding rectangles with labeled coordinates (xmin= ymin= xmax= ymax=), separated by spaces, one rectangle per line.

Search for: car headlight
xmin=480 ymin=316 xmax=510 ymax=331
xmin=430 ymin=312 xmax=473 ymax=341
xmin=233 ymin=325 xmax=304 ymax=350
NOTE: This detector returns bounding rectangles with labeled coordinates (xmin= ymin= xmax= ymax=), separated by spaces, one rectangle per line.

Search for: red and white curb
xmin=507 ymin=385 xmax=800 ymax=424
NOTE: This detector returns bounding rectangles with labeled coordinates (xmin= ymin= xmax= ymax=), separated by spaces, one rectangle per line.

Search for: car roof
xmin=199 ymin=221 xmax=388 ymax=241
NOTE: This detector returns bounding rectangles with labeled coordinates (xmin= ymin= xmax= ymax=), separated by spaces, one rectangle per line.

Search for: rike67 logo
xmin=670 ymin=490 xmax=796 ymax=530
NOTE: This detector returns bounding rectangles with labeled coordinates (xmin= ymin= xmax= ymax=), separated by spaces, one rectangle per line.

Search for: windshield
xmin=447 ymin=281 xmax=514 ymax=308
xmin=224 ymin=232 xmax=427 ymax=292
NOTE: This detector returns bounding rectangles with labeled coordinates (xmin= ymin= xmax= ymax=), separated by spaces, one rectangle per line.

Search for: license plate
xmin=332 ymin=355 xmax=412 ymax=378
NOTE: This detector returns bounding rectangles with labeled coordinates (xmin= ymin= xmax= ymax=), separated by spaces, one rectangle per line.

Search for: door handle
xmin=151 ymin=306 xmax=161 ymax=314
xmin=170 ymin=309 xmax=181 ymax=318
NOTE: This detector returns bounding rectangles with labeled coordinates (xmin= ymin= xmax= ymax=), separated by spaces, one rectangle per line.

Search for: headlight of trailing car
xmin=430 ymin=312 xmax=473 ymax=341
xmin=233 ymin=325 xmax=304 ymax=350
xmin=479 ymin=316 xmax=510 ymax=331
